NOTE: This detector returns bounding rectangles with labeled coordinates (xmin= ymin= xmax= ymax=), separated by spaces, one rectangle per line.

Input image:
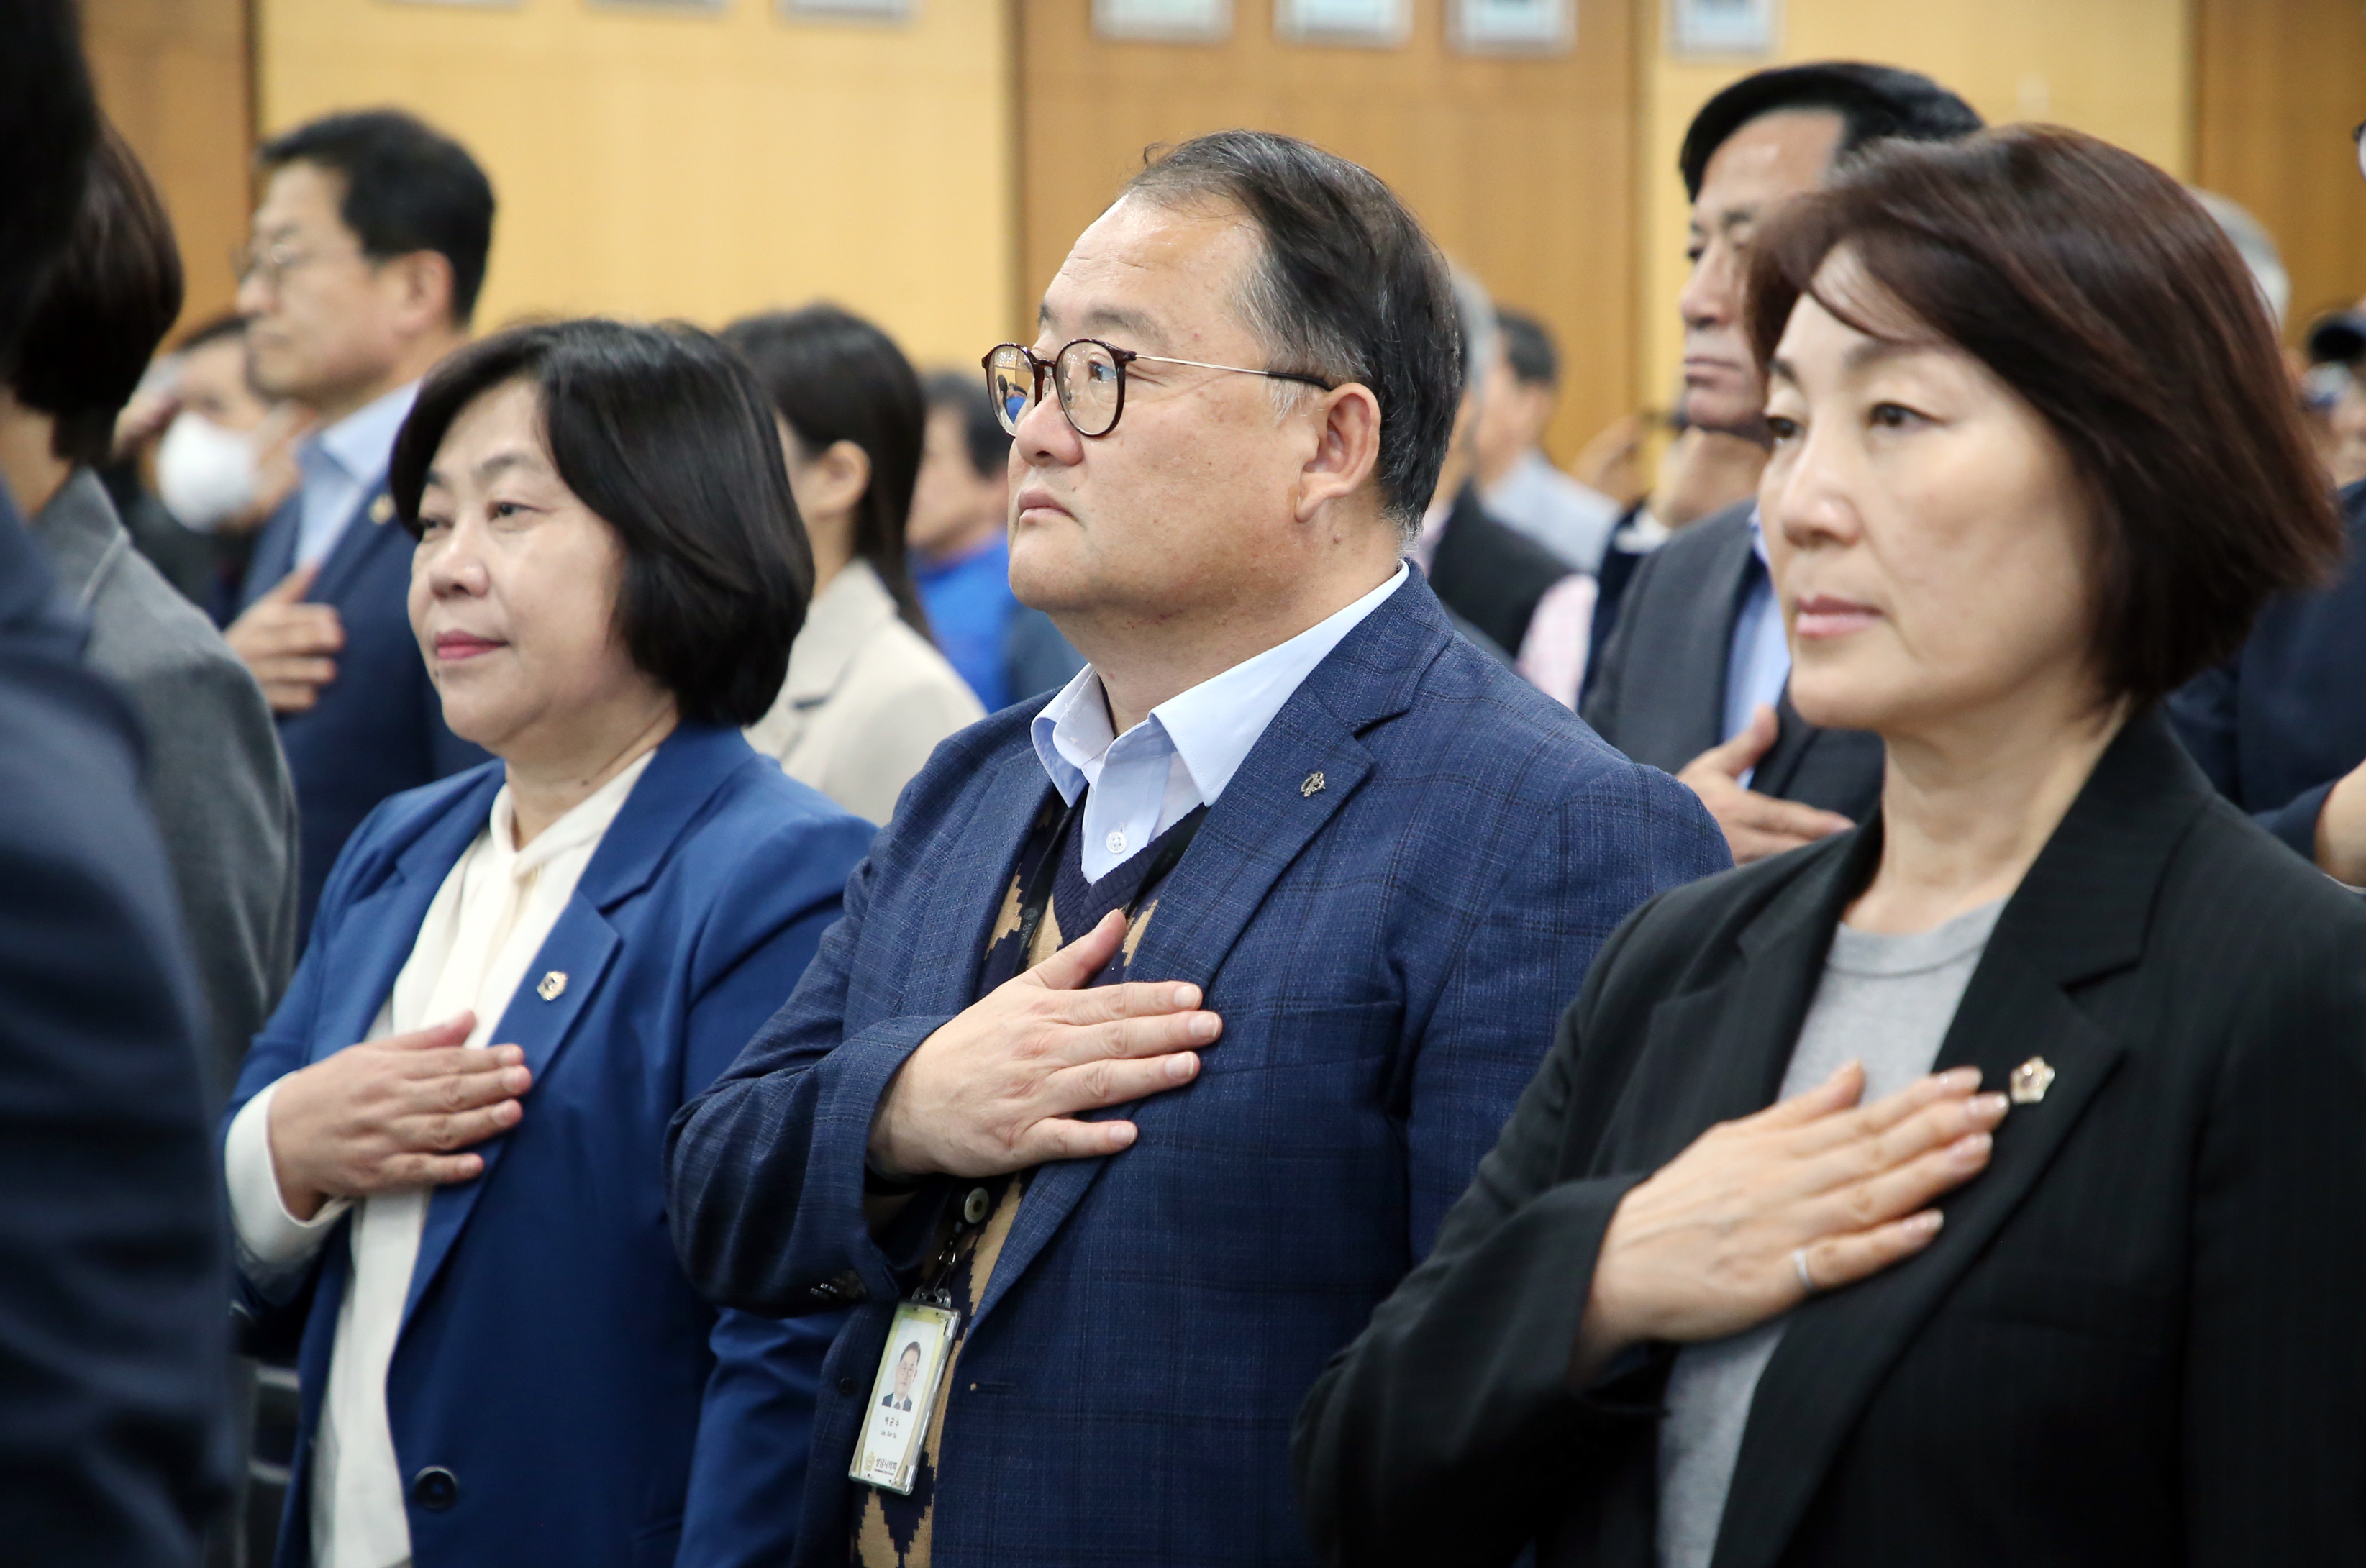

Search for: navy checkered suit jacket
xmin=666 ymin=572 xmax=1727 ymax=1567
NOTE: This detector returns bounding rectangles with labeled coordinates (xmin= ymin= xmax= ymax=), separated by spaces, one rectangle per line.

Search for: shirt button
xmin=963 ymin=1187 xmax=991 ymax=1225
xmin=409 ymin=1466 xmax=459 ymax=1512
xmin=1106 ymin=829 xmax=1128 ymax=855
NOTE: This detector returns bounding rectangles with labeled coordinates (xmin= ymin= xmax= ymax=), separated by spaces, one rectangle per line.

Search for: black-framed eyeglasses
xmin=230 ymin=238 xmax=364 ymax=291
xmin=982 ymin=339 xmax=1335 ymax=439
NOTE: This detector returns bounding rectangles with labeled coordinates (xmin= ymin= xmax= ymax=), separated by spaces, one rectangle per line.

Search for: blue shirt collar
xmin=306 ymin=380 xmax=421 ymax=486
xmin=1029 ymin=562 xmax=1408 ymax=814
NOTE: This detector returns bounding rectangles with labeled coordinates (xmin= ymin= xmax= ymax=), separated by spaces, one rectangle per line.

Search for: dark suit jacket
xmin=0 ymin=489 xmax=231 ymax=1562
xmin=1426 ymin=480 xmax=1574 ymax=658
xmin=667 ymin=573 xmax=1728 ymax=1568
xmin=1581 ymin=500 xmax=1882 ymax=821
xmin=2167 ymin=477 xmax=2366 ymax=859
xmin=1296 ymin=714 xmax=2366 ymax=1568
xmin=37 ymin=469 xmax=299 ymax=1094
xmin=229 ymin=724 xmax=874 ymax=1568
xmin=238 ymin=486 xmax=486 ymax=939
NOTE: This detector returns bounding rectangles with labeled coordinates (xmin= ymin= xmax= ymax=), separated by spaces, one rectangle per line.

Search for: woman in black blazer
xmin=1296 ymin=128 xmax=2366 ymax=1568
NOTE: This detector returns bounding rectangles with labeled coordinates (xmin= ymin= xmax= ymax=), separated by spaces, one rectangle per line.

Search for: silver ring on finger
xmin=1791 ymin=1246 xmax=1819 ymax=1295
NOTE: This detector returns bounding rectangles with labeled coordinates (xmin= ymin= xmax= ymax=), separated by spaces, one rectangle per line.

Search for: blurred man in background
xmin=2168 ymin=155 xmax=2366 ymax=881
xmin=1583 ymin=62 xmax=1980 ymax=861
xmin=1475 ymin=307 xmax=1620 ymax=573
xmin=0 ymin=1 xmax=236 ymax=1557
xmin=224 ymin=109 xmax=492 ymax=936
xmin=119 ymin=313 xmax=310 ymax=614
xmin=1414 ymin=270 xmax=1585 ymax=673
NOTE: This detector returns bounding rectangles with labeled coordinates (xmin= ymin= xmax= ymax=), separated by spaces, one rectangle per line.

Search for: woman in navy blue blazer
xmin=222 ymin=319 xmax=873 ymax=1568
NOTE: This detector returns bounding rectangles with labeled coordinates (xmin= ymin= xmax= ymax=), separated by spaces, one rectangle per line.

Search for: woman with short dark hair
xmin=221 ymin=318 xmax=874 ymax=1568
xmin=724 ymin=304 xmax=983 ymax=821
xmin=1297 ymin=127 xmax=2366 ymax=1568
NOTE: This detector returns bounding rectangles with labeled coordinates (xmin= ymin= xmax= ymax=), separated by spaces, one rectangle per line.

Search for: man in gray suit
xmin=1583 ymin=63 xmax=1979 ymax=862
xmin=0 ymin=124 xmax=298 ymax=1095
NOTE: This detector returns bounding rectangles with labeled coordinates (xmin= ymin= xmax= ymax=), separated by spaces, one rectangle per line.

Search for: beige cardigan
xmin=745 ymin=560 xmax=986 ymax=823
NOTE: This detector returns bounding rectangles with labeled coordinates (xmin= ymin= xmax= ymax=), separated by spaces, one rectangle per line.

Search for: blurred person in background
xmin=2299 ymin=306 xmax=2366 ymax=488
xmin=226 ymin=108 xmax=493 ymax=938
xmin=727 ymin=305 xmax=983 ymax=821
xmin=0 ymin=0 xmax=235 ymax=1556
xmin=1583 ymin=411 xmax=1773 ymax=694
xmin=0 ymin=122 xmax=299 ymax=1100
xmin=1415 ymin=268 xmax=1584 ymax=671
xmin=2168 ymin=144 xmax=2366 ymax=880
xmin=223 ymin=319 xmax=873 ymax=1568
xmin=1299 ymin=125 xmax=2365 ymax=1568
xmin=1475 ymin=307 xmax=1621 ymax=572
xmin=127 ymin=313 xmax=311 ymax=614
xmin=910 ymin=369 xmax=1085 ymax=707
xmin=910 ymin=368 xmax=1016 ymax=706
xmin=1584 ymin=62 xmax=1980 ymax=863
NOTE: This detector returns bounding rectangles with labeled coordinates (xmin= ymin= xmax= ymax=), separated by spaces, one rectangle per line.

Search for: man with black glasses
xmin=222 ymin=109 xmax=493 ymax=937
xmin=668 ymin=130 xmax=1724 ymax=1568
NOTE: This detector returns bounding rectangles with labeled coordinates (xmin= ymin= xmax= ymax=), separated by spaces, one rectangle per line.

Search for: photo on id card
xmin=850 ymin=1301 xmax=959 ymax=1494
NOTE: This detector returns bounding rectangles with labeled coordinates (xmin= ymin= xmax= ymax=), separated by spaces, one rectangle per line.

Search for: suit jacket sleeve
xmin=675 ymin=810 xmax=872 ymax=1568
xmin=2166 ymin=655 xmax=2331 ymax=861
xmin=2183 ymin=919 xmax=2366 ymax=1563
xmin=1405 ymin=769 xmax=1727 ymax=1253
xmin=666 ymin=830 xmax=956 ymax=1319
xmin=0 ymin=649 xmax=231 ymax=1563
xmin=1296 ymin=903 xmax=1670 ymax=1568
xmin=140 ymin=642 xmax=300 ymax=1097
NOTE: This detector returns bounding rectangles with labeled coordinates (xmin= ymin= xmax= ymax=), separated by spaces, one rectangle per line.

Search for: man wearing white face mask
xmin=0 ymin=127 xmax=299 ymax=1095
xmin=126 ymin=313 xmax=308 ymax=613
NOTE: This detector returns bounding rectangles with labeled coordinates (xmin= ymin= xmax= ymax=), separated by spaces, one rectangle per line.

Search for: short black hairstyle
xmin=9 ymin=123 xmax=184 ymax=468
xmin=724 ymin=305 xmax=931 ymax=637
xmin=1495 ymin=309 xmax=1558 ymax=389
xmin=1680 ymin=62 xmax=1983 ymax=201
xmin=1124 ymin=129 xmax=1460 ymax=534
xmin=388 ymin=319 xmax=812 ymax=729
xmin=923 ymin=369 xmax=1011 ymax=482
xmin=0 ymin=0 xmax=99 ymax=365
xmin=259 ymin=109 xmax=496 ymax=325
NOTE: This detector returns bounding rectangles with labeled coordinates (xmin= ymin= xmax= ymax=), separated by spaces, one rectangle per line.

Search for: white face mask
xmin=155 ymin=411 xmax=260 ymax=534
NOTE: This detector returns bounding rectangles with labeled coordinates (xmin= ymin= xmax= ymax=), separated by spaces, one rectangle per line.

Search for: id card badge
xmin=849 ymin=1300 xmax=960 ymax=1495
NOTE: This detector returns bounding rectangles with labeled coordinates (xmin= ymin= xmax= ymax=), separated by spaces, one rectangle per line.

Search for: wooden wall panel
xmin=83 ymin=0 xmax=256 ymax=333
xmin=1015 ymin=0 xmax=1638 ymax=460
xmin=2194 ymin=0 xmax=2366 ymax=341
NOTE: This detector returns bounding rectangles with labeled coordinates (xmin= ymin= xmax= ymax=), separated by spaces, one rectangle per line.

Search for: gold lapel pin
xmin=368 ymin=493 xmax=396 ymax=527
xmin=1301 ymin=771 xmax=1326 ymax=798
xmin=2008 ymin=1055 xmax=2055 ymax=1105
xmin=537 ymin=970 xmax=568 ymax=1002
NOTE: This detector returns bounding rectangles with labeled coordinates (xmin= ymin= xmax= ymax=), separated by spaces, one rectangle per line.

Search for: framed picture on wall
xmin=783 ymin=0 xmax=911 ymax=17
xmin=1093 ymin=0 xmax=1230 ymax=41
xmin=1275 ymin=0 xmax=1411 ymax=47
xmin=1667 ymin=0 xmax=1779 ymax=57
xmin=1449 ymin=0 xmax=1573 ymax=54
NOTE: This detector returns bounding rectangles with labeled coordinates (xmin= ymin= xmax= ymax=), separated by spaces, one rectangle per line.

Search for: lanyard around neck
xmin=1009 ymin=788 xmax=1207 ymax=970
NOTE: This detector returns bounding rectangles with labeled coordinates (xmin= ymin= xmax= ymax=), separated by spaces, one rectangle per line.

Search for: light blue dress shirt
xmin=294 ymin=381 xmax=419 ymax=570
xmin=1721 ymin=509 xmax=1791 ymax=785
xmin=1030 ymin=564 xmax=1408 ymax=883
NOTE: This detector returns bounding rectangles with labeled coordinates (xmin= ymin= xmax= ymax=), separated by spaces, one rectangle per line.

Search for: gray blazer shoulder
xmin=33 ymin=471 xmax=299 ymax=1093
